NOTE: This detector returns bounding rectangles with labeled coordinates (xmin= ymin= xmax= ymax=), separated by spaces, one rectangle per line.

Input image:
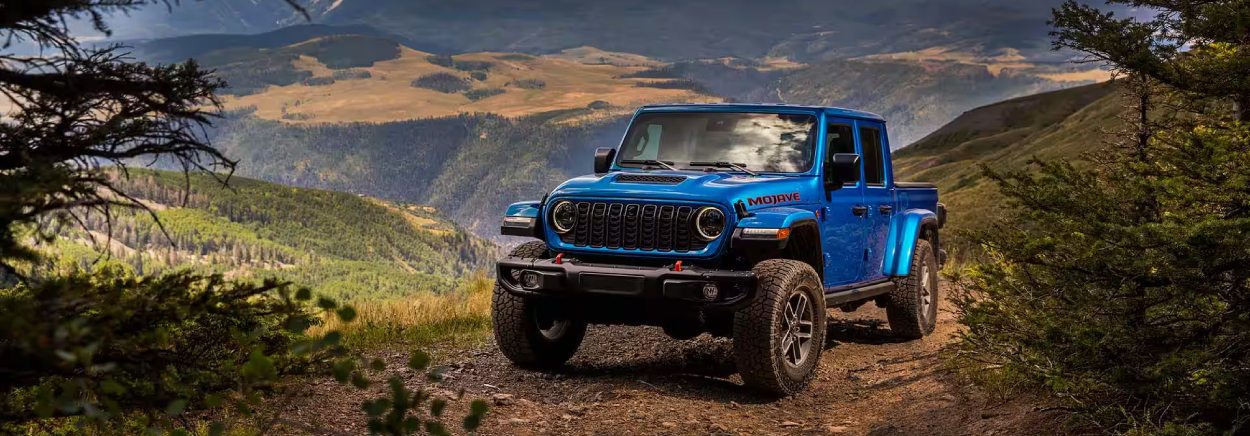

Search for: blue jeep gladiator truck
xmin=495 ymin=103 xmax=946 ymax=395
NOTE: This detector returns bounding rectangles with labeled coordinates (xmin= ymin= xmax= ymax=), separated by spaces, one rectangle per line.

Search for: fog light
xmin=702 ymin=283 xmax=719 ymax=300
xmin=521 ymin=271 xmax=541 ymax=289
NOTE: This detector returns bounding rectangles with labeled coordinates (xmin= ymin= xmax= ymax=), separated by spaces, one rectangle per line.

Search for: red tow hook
xmin=673 ymin=260 xmax=683 ymax=272
xmin=554 ymin=253 xmax=564 ymax=264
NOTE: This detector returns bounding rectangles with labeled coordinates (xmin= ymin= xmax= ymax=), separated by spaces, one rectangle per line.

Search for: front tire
xmin=886 ymin=239 xmax=939 ymax=339
xmin=733 ymin=259 xmax=827 ymax=396
xmin=492 ymin=241 xmax=587 ymax=369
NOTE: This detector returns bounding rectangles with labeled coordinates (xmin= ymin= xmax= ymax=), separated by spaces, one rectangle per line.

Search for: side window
xmin=859 ymin=126 xmax=885 ymax=186
xmin=626 ymin=124 xmax=662 ymax=160
xmin=825 ymin=123 xmax=856 ymax=185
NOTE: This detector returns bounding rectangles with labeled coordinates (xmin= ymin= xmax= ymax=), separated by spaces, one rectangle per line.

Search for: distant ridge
xmin=893 ymin=81 xmax=1122 ymax=243
xmin=132 ymin=24 xmax=453 ymax=64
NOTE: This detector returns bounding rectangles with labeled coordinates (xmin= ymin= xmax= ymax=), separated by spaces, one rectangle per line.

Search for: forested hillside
xmin=892 ymin=82 xmax=1122 ymax=246
xmin=210 ymin=111 xmax=628 ymax=238
xmin=38 ymin=170 xmax=496 ymax=301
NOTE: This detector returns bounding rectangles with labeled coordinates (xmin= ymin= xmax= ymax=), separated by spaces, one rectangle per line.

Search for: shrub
xmin=620 ymin=66 xmax=680 ymax=79
xmin=410 ymin=73 xmax=471 ymax=93
xmin=0 ymin=268 xmax=336 ymax=429
xmin=469 ymin=71 xmax=487 ymax=81
xmin=301 ymin=76 xmax=336 ymax=86
xmin=634 ymin=79 xmax=710 ymax=94
xmin=586 ymin=100 xmax=611 ymax=110
xmin=332 ymin=69 xmax=372 ymax=80
xmin=464 ymin=88 xmax=505 ymax=101
xmin=510 ymin=78 xmax=546 ymax=90
xmin=426 ymin=55 xmax=454 ymax=68
xmin=452 ymin=60 xmax=492 ymax=72
xmin=495 ymin=54 xmax=534 ymax=61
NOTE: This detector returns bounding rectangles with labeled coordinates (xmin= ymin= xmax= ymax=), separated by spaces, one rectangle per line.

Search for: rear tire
xmin=492 ymin=241 xmax=587 ymax=369
xmin=733 ymin=259 xmax=826 ymax=396
xmin=886 ymin=239 xmax=939 ymax=340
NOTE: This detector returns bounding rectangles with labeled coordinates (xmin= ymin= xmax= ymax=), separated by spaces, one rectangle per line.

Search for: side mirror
xmin=594 ymin=147 xmax=616 ymax=174
xmin=824 ymin=153 xmax=860 ymax=191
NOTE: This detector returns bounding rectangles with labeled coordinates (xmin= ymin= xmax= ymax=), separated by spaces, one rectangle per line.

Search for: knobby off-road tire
xmin=733 ymin=259 xmax=827 ymax=396
xmin=492 ymin=241 xmax=587 ymax=369
xmin=886 ymin=239 xmax=939 ymax=340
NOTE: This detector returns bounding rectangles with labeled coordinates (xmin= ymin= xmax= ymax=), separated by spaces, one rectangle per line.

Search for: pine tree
xmin=955 ymin=1 xmax=1250 ymax=433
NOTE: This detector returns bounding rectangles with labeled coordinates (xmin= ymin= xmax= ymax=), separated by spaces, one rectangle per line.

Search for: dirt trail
xmin=282 ymin=289 xmax=1068 ymax=435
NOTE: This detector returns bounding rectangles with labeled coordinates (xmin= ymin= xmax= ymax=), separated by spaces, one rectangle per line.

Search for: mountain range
xmin=118 ymin=25 xmax=1099 ymax=239
xmin=104 ymin=0 xmax=1123 ymax=64
xmin=71 ymin=1 xmax=1123 ymax=245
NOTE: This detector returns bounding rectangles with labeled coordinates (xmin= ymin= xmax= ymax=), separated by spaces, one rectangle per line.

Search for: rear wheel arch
xmin=919 ymin=218 xmax=940 ymax=251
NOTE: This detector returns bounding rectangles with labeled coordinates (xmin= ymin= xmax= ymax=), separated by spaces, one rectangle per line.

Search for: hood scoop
xmin=615 ymin=174 xmax=687 ymax=185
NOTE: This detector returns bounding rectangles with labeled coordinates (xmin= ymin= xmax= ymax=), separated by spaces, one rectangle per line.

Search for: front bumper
xmin=496 ymin=256 xmax=756 ymax=308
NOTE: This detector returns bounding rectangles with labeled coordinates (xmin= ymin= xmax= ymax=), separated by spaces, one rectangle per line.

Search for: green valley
xmin=36 ymin=170 xmax=496 ymax=301
xmin=893 ymin=82 xmax=1122 ymax=249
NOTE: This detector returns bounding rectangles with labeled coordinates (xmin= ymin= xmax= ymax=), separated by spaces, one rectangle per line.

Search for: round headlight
xmin=694 ymin=207 xmax=726 ymax=241
xmin=551 ymin=201 xmax=576 ymax=233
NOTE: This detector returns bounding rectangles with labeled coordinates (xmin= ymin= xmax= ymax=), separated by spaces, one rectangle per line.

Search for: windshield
xmin=616 ymin=112 xmax=817 ymax=173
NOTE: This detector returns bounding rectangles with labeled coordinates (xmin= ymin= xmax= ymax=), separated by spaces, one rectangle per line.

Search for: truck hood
xmin=549 ymin=170 xmax=822 ymax=209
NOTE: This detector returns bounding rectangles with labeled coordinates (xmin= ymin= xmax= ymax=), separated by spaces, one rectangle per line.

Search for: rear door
xmin=857 ymin=122 xmax=892 ymax=281
xmin=820 ymin=119 xmax=867 ymax=287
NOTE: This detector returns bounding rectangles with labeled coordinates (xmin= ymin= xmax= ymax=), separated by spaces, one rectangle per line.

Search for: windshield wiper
xmin=689 ymin=161 xmax=758 ymax=176
xmin=620 ymin=159 xmax=678 ymax=171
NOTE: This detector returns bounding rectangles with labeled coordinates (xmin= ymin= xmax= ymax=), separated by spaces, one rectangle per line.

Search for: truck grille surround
xmin=556 ymin=201 xmax=714 ymax=252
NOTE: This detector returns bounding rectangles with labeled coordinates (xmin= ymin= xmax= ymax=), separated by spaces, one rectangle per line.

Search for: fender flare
xmin=730 ymin=206 xmax=823 ymax=276
xmin=733 ymin=206 xmax=817 ymax=230
xmin=882 ymin=209 xmax=939 ymax=276
xmin=501 ymin=200 xmax=544 ymax=238
xmin=503 ymin=200 xmax=541 ymax=218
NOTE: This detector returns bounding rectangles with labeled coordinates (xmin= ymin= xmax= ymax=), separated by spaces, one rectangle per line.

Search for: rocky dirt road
xmin=282 ymin=290 xmax=1069 ymax=435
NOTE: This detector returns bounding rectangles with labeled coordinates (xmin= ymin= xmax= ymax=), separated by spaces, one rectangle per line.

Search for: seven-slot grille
xmin=557 ymin=201 xmax=711 ymax=252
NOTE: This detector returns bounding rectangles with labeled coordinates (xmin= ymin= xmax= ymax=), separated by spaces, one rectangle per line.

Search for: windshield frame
xmin=614 ymin=110 xmax=821 ymax=175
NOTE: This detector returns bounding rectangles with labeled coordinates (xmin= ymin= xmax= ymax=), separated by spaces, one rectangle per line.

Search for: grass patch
xmin=313 ymin=274 xmax=494 ymax=350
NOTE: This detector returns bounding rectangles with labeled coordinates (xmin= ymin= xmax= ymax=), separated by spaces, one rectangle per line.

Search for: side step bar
xmin=824 ymin=280 xmax=896 ymax=306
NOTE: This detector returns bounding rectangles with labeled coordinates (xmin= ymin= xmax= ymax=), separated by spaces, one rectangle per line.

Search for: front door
xmin=858 ymin=123 xmax=892 ymax=281
xmin=820 ymin=120 xmax=867 ymax=287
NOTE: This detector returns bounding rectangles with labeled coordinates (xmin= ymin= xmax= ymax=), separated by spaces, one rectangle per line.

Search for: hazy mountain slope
xmin=778 ymin=60 xmax=1077 ymax=146
xmin=210 ymin=112 xmax=628 ymax=238
xmin=98 ymin=0 xmax=1119 ymax=64
xmin=42 ymin=170 xmax=496 ymax=301
xmin=893 ymin=82 xmax=1123 ymax=242
xmin=133 ymin=24 xmax=423 ymax=64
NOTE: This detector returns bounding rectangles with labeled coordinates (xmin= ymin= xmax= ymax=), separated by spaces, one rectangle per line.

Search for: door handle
xmin=852 ymin=205 xmax=868 ymax=217
xmin=879 ymin=205 xmax=893 ymax=215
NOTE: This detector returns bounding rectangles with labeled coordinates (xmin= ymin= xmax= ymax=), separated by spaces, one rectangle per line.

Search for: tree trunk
xmin=1238 ymin=93 xmax=1250 ymax=123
